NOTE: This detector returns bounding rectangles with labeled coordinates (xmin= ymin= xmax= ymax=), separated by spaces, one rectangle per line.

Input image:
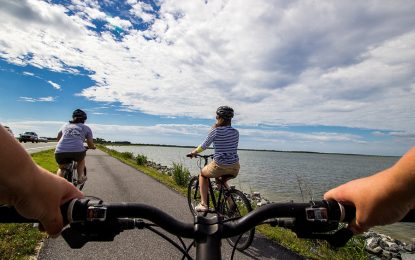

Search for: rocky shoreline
xmin=148 ymin=160 xmax=415 ymax=259
xmin=364 ymin=232 xmax=415 ymax=260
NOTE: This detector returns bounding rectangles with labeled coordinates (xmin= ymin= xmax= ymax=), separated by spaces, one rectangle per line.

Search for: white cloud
xmin=47 ymin=80 xmax=61 ymax=90
xmin=19 ymin=96 xmax=55 ymax=102
xmin=23 ymin=71 xmax=35 ymax=76
xmin=1 ymin=0 xmax=415 ymax=134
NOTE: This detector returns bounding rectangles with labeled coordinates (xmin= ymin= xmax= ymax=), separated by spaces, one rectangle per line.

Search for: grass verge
xmin=98 ymin=145 xmax=368 ymax=259
xmin=0 ymin=149 xmax=57 ymax=260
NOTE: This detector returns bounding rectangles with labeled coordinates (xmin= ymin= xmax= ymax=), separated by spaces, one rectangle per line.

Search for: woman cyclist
xmin=55 ymin=109 xmax=95 ymax=184
xmin=188 ymin=106 xmax=240 ymax=212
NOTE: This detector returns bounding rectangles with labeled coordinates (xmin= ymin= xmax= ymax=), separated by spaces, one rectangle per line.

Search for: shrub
xmin=172 ymin=162 xmax=190 ymax=187
xmin=121 ymin=151 xmax=134 ymax=159
xmin=136 ymin=154 xmax=148 ymax=165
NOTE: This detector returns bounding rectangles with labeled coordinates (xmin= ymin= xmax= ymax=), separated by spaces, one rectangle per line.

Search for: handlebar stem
xmin=194 ymin=215 xmax=222 ymax=260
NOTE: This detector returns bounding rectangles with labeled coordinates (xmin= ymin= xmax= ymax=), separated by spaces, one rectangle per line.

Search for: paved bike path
xmin=38 ymin=149 xmax=304 ymax=259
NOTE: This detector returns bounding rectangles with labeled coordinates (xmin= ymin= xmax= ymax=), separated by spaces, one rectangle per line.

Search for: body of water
xmin=107 ymin=145 xmax=414 ymax=242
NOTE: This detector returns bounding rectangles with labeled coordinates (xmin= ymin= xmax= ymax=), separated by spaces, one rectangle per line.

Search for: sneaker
xmin=78 ymin=176 xmax=87 ymax=185
xmin=195 ymin=203 xmax=208 ymax=212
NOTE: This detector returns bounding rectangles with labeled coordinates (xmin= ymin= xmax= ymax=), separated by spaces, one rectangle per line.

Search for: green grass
xmin=0 ymin=149 xmax=57 ymax=259
xmin=98 ymin=145 xmax=369 ymax=259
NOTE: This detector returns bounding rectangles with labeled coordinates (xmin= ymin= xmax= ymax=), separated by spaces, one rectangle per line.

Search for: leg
xmin=194 ymin=165 xmax=212 ymax=212
xmin=77 ymin=158 xmax=86 ymax=180
xmin=199 ymin=167 xmax=210 ymax=206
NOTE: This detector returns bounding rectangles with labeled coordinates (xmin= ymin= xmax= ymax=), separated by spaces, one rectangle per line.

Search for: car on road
xmin=3 ymin=126 xmax=14 ymax=137
xmin=19 ymin=132 xmax=39 ymax=143
xmin=38 ymin=137 xmax=48 ymax=143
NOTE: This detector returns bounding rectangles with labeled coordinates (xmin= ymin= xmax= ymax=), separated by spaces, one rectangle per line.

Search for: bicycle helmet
xmin=216 ymin=106 xmax=234 ymax=119
xmin=72 ymin=109 xmax=87 ymax=120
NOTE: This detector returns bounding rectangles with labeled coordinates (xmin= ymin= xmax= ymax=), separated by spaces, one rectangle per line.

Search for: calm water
xmin=107 ymin=145 xmax=414 ymax=242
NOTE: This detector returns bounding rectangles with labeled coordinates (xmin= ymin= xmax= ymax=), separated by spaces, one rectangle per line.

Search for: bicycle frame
xmin=195 ymin=155 xmax=228 ymax=213
xmin=62 ymin=161 xmax=77 ymax=183
xmin=188 ymin=154 xmax=255 ymax=252
xmin=61 ymin=159 xmax=86 ymax=190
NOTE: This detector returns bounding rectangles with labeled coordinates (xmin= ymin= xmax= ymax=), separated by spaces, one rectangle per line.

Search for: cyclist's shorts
xmin=55 ymin=151 xmax=86 ymax=164
xmin=204 ymin=160 xmax=240 ymax=178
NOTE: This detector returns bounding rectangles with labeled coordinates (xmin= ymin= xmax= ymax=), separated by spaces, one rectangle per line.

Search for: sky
xmin=0 ymin=0 xmax=414 ymax=156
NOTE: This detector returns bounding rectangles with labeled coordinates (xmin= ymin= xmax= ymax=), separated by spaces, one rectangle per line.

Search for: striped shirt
xmin=200 ymin=126 xmax=239 ymax=165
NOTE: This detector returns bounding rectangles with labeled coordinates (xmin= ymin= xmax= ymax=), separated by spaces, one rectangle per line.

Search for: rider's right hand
xmin=186 ymin=153 xmax=194 ymax=158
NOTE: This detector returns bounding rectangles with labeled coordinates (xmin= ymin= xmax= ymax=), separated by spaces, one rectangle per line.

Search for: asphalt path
xmin=36 ymin=149 xmax=304 ymax=259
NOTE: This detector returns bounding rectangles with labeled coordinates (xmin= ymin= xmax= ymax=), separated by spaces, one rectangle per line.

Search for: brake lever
xmin=327 ymin=228 xmax=354 ymax=247
xmin=62 ymin=219 xmax=137 ymax=248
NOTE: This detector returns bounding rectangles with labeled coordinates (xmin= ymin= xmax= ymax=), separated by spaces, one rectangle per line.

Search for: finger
xmin=40 ymin=208 xmax=64 ymax=236
xmin=347 ymin=218 xmax=367 ymax=234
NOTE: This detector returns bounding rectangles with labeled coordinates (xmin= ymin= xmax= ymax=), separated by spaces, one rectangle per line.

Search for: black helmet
xmin=72 ymin=109 xmax=87 ymax=120
xmin=216 ymin=106 xmax=234 ymax=119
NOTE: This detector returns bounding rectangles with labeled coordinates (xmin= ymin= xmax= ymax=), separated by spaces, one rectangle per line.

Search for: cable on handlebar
xmin=2 ymin=198 xmax=415 ymax=254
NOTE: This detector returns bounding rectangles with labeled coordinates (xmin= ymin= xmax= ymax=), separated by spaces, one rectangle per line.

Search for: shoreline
xmin=103 ymin=142 xmax=400 ymax=157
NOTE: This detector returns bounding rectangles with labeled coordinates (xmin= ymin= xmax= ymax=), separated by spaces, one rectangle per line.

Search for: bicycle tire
xmin=222 ymin=189 xmax=255 ymax=251
xmin=187 ymin=176 xmax=201 ymax=216
xmin=63 ymin=165 xmax=73 ymax=184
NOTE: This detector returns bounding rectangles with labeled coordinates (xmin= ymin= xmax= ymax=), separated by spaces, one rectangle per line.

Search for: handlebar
xmin=1 ymin=199 xmax=414 ymax=259
xmin=186 ymin=153 xmax=214 ymax=159
xmin=2 ymin=199 xmax=414 ymax=248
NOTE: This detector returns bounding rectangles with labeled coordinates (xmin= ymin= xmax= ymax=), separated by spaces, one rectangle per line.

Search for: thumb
xmin=40 ymin=207 xmax=64 ymax=236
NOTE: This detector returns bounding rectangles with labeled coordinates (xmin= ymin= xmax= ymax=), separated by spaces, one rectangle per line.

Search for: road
xmin=20 ymin=141 xmax=57 ymax=154
xmin=33 ymin=149 xmax=303 ymax=259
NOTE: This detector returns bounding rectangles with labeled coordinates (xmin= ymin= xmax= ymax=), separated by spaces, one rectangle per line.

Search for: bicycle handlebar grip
xmin=401 ymin=209 xmax=415 ymax=222
xmin=340 ymin=204 xmax=356 ymax=222
xmin=324 ymin=200 xmax=355 ymax=222
xmin=0 ymin=205 xmax=35 ymax=223
xmin=0 ymin=200 xmax=75 ymax=224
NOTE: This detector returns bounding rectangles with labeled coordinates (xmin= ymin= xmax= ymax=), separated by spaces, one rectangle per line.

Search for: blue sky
xmin=1 ymin=0 xmax=414 ymax=156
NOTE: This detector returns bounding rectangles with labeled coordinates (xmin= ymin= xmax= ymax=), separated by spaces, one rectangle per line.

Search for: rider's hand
xmin=324 ymin=147 xmax=415 ymax=234
xmin=186 ymin=153 xmax=194 ymax=158
xmin=13 ymin=166 xmax=83 ymax=236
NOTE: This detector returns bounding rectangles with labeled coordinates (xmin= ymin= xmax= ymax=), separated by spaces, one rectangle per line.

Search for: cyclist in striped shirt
xmin=188 ymin=106 xmax=240 ymax=212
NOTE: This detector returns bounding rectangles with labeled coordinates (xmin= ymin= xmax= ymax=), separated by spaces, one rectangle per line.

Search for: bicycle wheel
xmin=63 ymin=166 xmax=73 ymax=184
xmin=222 ymin=189 xmax=255 ymax=251
xmin=187 ymin=176 xmax=201 ymax=216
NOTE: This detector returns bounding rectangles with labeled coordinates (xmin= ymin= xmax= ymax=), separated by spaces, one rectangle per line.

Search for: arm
xmin=324 ymin=147 xmax=415 ymax=234
xmin=84 ymin=125 xmax=95 ymax=149
xmin=189 ymin=129 xmax=216 ymax=157
xmin=0 ymin=125 xmax=83 ymax=235
xmin=86 ymin=137 xmax=96 ymax=149
xmin=56 ymin=131 xmax=62 ymax=142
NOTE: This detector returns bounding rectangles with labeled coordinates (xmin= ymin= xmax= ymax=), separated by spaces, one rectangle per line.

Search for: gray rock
xmin=366 ymin=246 xmax=383 ymax=255
xmin=404 ymin=243 xmax=415 ymax=253
xmin=401 ymin=253 xmax=415 ymax=260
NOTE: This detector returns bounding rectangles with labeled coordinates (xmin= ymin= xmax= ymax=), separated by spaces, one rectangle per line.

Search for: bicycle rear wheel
xmin=222 ymin=189 xmax=255 ymax=251
xmin=63 ymin=164 xmax=74 ymax=184
xmin=187 ymin=176 xmax=201 ymax=216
